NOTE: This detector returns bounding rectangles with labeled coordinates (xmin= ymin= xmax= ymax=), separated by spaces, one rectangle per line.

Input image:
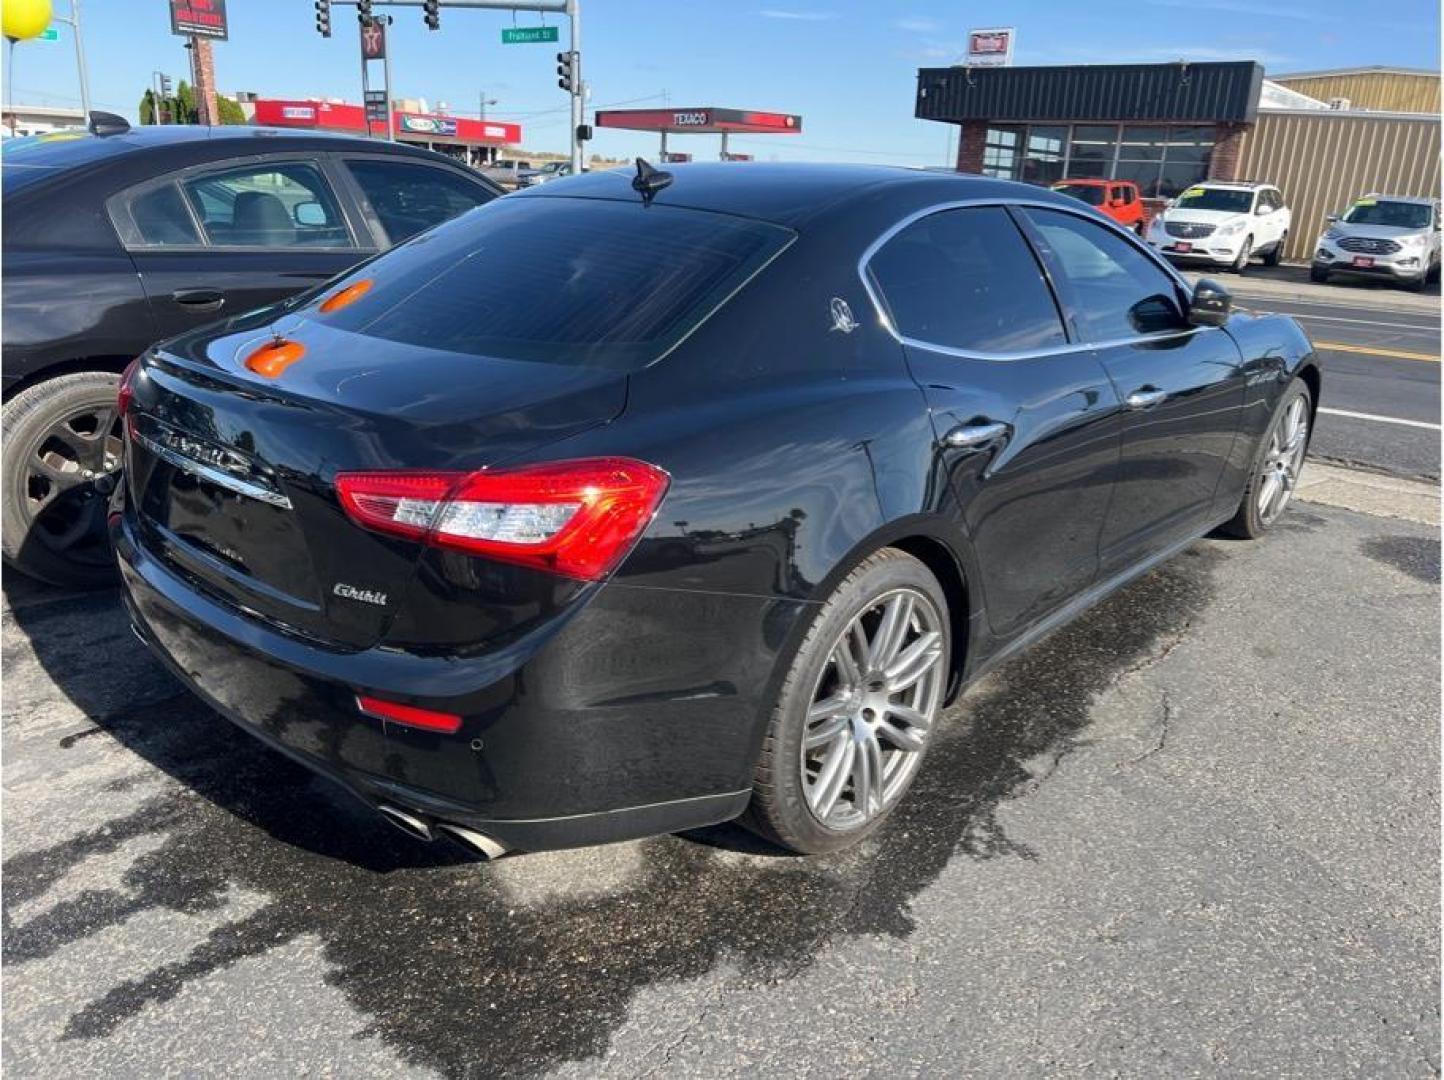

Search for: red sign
xmin=252 ymin=99 xmax=522 ymax=146
xmin=170 ymin=0 xmax=228 ymax=40
xmin=595 ymin=107 xmax=802 ymax=135
xmin=360 ymin=19 xmax=387 ymax=60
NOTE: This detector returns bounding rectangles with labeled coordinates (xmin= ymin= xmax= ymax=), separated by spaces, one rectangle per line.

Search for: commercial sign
xmin=360 ymin=18 xmax=386 ymax=60
xmin=38 ymin=27 xmax=59 ymax=42
xmin=282 ymin=105 xmax=317 ymax=120
xmin=501 ymin=26 xmax=559 ymax=44
xmin=964 ymin=27 xmax=1014 ymax=67
xmin=595 ymin=108 xmax=802 ymax=134
xmin=169 ymin=0 xmax=229 ymax=40
xmin=399 ymin=115 xmax=458 ymax=136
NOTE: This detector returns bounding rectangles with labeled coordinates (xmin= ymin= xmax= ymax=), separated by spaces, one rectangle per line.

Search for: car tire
xmin=2 ymin=372 xmax=124 ymax=590
xmin=1263 ymin=232 xmax=1286 ymax=266
xmin=1405 ymin=272 xmax=1429 ymax=293
xmin=1231 ymin=236 xmax=1253 ymax=274
xmin=742 ymin=548 xmax=949 ymax=855
xmin=1218 ymin=378 xmax=1312 ymax=541
xmin=1309 ymin=265 xmax=1329 ymax=283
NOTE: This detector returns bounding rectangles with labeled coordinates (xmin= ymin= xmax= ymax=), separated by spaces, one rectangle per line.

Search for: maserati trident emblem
xmin=829 ymin=296 xmax=858 ymax=334
xmin=333 ymin=583 xmax=388 ymax=607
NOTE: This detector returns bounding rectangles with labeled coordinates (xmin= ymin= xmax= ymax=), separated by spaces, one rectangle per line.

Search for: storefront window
xmin=1067 ymin=125 xmax=1118 ymax=178
xmin=1020 ymin=125 xmax=1067 ymax=185
xmin=982 ymin=126 xmax=1023 ymax=179
xmin=1000 ymin=123 xmax=1217 ymax=197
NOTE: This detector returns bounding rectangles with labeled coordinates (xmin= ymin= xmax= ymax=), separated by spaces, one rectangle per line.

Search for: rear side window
xmin=344 ymin=158 xmax=495 ymax=244
xmin=181 ymin=162 xmax=352 ymax=248
xmin=127 ymin=183 xmax=201 ymax=246
xmin=1024 ymin=207 xmax=1186 ymax=340
xmin=314 ymin=197 xmax=793 ymax=370
xmin=867 ymin=206 xmax=1066 ymax=354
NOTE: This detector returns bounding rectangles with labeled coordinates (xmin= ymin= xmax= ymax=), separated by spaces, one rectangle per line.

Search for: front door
xmin=1019 ymin=206 xmax=1246 ymax=576
xmin=864 ymin=204 xmax=1122 ymax=643
xmin=112 ymin=157 xmax=372 ymax=341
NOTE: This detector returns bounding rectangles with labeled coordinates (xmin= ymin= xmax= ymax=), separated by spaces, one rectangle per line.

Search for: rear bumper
xmin=114 ymin=513 xmax=807 ymax=851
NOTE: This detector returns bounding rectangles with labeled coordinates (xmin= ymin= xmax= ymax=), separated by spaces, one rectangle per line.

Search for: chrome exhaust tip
xmin=377 ymin=804 xmax=434 ymax=842
xmin=434 ymin=822 xmax=508 ymax=860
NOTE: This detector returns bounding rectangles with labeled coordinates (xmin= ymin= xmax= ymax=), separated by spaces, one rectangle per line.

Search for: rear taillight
xmin=117 ymin=357 xmax=141 ymax=416
xmin=334 ymin=457 xmax=669 ymax=581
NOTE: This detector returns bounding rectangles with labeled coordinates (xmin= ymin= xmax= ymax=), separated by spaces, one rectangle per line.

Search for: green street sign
xmin=501 ymin=26 xmax=558 ymax=44
xmin=38 ymin=27 xmax=59 ymax=41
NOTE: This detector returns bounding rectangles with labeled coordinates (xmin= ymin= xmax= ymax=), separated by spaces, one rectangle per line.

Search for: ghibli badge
xmin=333 ymin=583 xmax=388 ymax=607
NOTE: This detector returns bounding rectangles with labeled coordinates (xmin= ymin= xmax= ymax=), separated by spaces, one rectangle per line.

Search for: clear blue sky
xmin=10 ymin=0 xmax=1440 ymax=164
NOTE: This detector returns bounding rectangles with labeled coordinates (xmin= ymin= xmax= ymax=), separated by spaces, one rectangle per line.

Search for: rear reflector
xmin=335 ymin=457 xmax=669 ymax=581
xmin=356 ymin=695 xmax=463 ymax=734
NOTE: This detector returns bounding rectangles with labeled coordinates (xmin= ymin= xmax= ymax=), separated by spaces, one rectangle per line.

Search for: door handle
xmin=171 ymin=288 xmax=225 ymax=311
xmin=942 ymin=419 xmax=1011 ymax=449
xmin=1126 ymin=387 xmax=1168 ymax=410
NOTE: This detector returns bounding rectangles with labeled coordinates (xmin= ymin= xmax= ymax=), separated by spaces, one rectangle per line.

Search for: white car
xmin=1311 ymin=194 xmax=1440 ymax=291
xmin=1145 ymin=181 xmax=1291 ymax=273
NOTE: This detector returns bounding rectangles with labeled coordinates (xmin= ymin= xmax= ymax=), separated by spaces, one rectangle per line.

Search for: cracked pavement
xmin=3 ymin=500 xmax=1439 ymax=1077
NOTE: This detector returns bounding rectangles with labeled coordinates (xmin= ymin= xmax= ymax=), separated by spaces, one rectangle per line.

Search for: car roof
xmin=1360 ymin=193 xmax=1436 ymax=206
xmin=1194 ymin=180 xmax=1276 ymax=190
xmin=514 ymin=161 xmax=1077 ymax=228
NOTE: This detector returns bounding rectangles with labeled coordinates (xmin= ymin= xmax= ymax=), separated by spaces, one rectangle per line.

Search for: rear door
xmin=110 ymin=154 xmax=374 ymax=341
xmin=333 ymin=154 xmax=499 ymax=246
xmin=865 ymin=204 xmax=1122 ymax=642
xmin=1019 ymin=206 xmax=1246 ymax=577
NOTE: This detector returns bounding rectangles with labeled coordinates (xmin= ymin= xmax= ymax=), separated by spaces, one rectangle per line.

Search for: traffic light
xmin=314 ymin=0 xmax=331 ymax=37
xmin=159 ymin=74 xmax=173 ymax=97
xmin=357 ymin=0 xmax=374 ymax=28
xmin=423 ymin=0 xmax=440 ymax=30
xmin=556 ymin=51 xmax=577 ymax=94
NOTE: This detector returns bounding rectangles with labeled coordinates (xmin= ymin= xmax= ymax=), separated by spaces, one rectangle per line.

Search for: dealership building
xmin=916 ymin=62 xmax=1441 ymax=261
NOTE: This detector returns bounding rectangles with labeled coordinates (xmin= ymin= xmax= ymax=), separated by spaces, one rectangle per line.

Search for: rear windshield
xmin=1053 ymin=183 xmax=1106 ymax=206
xmin=312 ymin=196 xmax=793 ymax=370
xmin=1 ymin=131 xmax=123 ymax=192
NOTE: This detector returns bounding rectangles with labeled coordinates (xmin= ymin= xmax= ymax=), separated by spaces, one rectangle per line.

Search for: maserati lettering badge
xmin=829 ymin=296 xmax=858 ymax=334
xmin=333 ymin=583 xmax=388 ymax=607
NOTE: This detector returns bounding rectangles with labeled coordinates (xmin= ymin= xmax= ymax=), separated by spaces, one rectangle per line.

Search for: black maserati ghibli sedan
xmin=114 ymin=163 xmax=1319 ymax=857
xmin=2 ymin=117 xmax=500 ymax=588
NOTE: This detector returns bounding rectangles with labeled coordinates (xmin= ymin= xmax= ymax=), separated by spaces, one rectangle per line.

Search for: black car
xmin=114 ymin=163 xmax=1319 ymax=857
xmin=2 ymin=116 xmax=501 ymax=588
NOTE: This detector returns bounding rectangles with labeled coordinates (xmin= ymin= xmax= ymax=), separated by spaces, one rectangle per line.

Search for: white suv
xmin=1145 ymin=181 xmax=1291 ymax=273
xmin=1311 ymin=194 xmax=1441 ymax=291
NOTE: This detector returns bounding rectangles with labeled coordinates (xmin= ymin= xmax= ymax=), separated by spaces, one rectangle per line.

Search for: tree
xmin=176 ymin=79 xmax=196 ymax=124
xmin=139 ymin=89 xmax=157 ymax=126
xmin=214 ymin=94 xmax=246 ymax=125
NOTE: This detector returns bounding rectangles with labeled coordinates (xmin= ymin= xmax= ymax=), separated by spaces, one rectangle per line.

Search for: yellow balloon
xmin=3 ymin=0 xmax=54 ymax=42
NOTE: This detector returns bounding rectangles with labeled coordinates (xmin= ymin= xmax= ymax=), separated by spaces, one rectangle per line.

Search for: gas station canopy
xmin=595 ymin=108 xmax=802 ymax=135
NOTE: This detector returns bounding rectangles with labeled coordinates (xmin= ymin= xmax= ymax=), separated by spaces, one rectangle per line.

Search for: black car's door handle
xmin=171 ymin=288 xmax=225 ymax=311
xmin=941 ymin=419 xmax=1012 ymax=449
xmin=1126 ymin=386 xmax=1169 ymax=410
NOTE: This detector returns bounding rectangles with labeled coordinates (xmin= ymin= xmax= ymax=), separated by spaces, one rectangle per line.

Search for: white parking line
xmin=1318 ymin=407 xmax=1442 ymax=431
xmin=1290 ymin=313 xmax=1441 ymax=332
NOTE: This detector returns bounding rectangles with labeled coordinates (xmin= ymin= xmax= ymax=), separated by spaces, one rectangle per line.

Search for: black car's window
xmin=1025 ymin=208 xmax=1187 ymax=341
xmin=867 ymin=206 xmax=1066 ymax=354
xmin=344 ymin=158 xmax=494 ymax=244
xmin=314 ymin=196 xmax=793 ymax=370
xmin=127 ymin=183 xmax=202 ymax=246
xmin=180 ymin=163 xmax=352 ymax=248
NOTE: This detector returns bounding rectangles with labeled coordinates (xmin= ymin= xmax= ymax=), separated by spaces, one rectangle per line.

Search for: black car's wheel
xmin=1231 ymin=236 xmax=1253 ymax=274
xmin=743 ymin=548 xmax=949 ymax=854
xmin=1263 ymin=232 xmax=1286 ymax=266
xmin=1219 ymin=379 xmax=1311 ymax=540
xmin=2 ymin=372 xmax=124 ymax=589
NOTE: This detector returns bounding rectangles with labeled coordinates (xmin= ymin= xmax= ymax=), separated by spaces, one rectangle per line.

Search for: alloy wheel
xmin=21 ymin=402 xmax=123 ymax=566
xmin=1257 ymin=395 xmax=1308 ymax=525
xmin=800 ymin=587 xmax=945 ymax=832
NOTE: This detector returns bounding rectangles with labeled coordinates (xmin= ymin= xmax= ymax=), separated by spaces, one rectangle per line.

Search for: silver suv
xmin=1312 ymin=194 xmax=1441 ymax=291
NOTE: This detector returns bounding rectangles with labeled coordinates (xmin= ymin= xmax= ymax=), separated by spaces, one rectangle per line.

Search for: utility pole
xmin=49 ymin=0 xmax=92 ymax=120
xmin=479 ymin=91 xmax=496 ymax=121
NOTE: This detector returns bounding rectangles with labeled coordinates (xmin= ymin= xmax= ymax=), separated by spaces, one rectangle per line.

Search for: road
xmin=1231 ymin=288 xmax=1440 ymax=480
xmin=3 ymin=492 xmax=1438 ymax=1077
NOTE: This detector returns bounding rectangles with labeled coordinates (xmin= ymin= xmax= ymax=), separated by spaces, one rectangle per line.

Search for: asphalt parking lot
xmin=3 ymin=485 xmax=1438 ymax=1076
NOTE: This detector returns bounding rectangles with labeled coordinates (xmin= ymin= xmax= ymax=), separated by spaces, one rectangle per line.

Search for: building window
xmin=982 ymin=126 xmax=1023 ymax=179
xmin=1020 ymin=125 xmax=1067 ymax=185
xmin=1067 ymin=125 xmax=1119 ymax=179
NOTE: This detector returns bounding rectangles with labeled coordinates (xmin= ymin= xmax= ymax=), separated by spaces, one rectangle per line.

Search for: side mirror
xmin=1325 ymin=213 xmax=1339 ymax=223
xmin=1188 ymin=279 xmax=1232 ymax=328
xmin=293 ymin=201 xmax=326 ymax=227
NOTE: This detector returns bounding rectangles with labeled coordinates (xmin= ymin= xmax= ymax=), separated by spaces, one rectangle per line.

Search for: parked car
xmin=1050 ymin=178 xmax=1145 ymax=232
xmin=1311 ymin=194 xmax=1441 ymax=290
xmin=1145 ymin=181 xmax=1291 ymax=272
xmin=2 ymin=116 xmax=502 ymax=588
xmin=114 ymin=163 xmax=1319 ymax=858
xmin=481 ymin=158 xmax=541 ymax=189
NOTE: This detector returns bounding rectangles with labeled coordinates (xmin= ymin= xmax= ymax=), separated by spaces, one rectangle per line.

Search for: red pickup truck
xmin=1051 ymin=179 xmax=1145 ymax=233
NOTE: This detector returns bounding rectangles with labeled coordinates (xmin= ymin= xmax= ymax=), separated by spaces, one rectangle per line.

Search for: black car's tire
xmin=1231 ymin=236 xmax=1253 ymax=274
xmin=1309 ymin=265 xmax=1329 ymax=283
xmin=2 ymin=372 xmax=123 ymax=590
xmin=1218 ymin=378 xmax=1312 ymax=540
xmin=1263 ymin=232 xmax=1286 ymax=266
xmin=742 ymin=548 xmax=949 ymax=854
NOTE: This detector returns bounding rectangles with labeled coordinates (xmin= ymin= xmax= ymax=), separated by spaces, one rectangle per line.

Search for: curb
xmin=1295 ymin=462 xmax=1441 ymax=526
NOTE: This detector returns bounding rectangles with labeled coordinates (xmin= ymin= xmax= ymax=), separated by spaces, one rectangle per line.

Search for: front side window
xmin=1024 ymin=208 xmax=1187 ymax=342
xmin=181 ymin=162 xmax=352 ymax=248
xmin=867 ymin=206 xmax=1066 ymax=354
xmin=345 ymin=158 xmax=495 ymax=244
